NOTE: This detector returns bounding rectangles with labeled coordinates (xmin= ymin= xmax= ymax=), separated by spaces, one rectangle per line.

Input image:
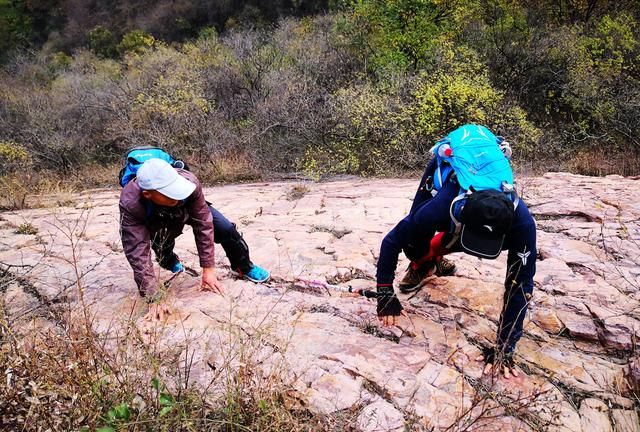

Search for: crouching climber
xmin=374 ymin=125 xmax=537 ymax=379
xmin=119 ymin=154 xmax=270 ymax=320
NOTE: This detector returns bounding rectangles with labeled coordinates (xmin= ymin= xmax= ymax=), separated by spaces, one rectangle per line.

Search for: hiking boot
xmin=231 ymin=264 xmax=270 ymax=283
xmin=398 ymin=264 xmax=433 ymax=293
xmin=398 ymin=258 xmax=457 ymax=293
xmin=434 ymin=257 xmax=456 ymax=277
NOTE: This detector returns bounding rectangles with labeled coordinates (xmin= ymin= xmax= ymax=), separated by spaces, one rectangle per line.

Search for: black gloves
xmin=376 ymin=286 xmax=403 ymax=317
xmin=481 ymin=346 xmax=515 ymax=368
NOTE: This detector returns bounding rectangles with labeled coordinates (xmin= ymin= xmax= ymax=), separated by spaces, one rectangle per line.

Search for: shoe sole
xmin=399 ymin=264 xmax=456 ymax=293
xmin=434 ymin=267 xmax=456 ymax=277
xmin=399 ymin=278 xmax=429 ymax=294
xmin=434 ymin=261 xmax=457 ymax=277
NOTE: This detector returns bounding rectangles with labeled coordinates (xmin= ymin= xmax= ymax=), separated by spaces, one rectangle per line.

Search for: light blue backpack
xmin=430 ymin=124 xmax=518 ymax=253
xmin=118 ymin=146 xmax=185 ymax=188
xmin=431 ymin=124 xmax=513 ymax=191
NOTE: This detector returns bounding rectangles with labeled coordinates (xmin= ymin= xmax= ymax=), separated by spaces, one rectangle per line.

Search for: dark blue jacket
xmin=376 ymin=159 xmax=536 ymax=352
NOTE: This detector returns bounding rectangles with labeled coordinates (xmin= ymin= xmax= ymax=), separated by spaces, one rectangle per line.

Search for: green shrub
xmin=15 ymin=222 xmax=38 ymax=235
xmin=410 ymin=44 xmax=500 ymax=137
xmin=0 ymin=141 xmax=30 ymax=174
xmin=310 ymin=81 xmax=415 ymax=175
xmin=0 ymin=0 xmax=32 ymax=62
xmin=118 ymin=30 xmax=156 ymax=55
xmin=339 ymin=0 xmax=471 ymax=74
xmin=87 ymin=26 xmax=118 ymax=58
xmin=305 ymin=41 xmax=541 ymax=176
xmin=561 ymin=13 xmax=639 ymax=146
xmin=1 ymin=9 xmax=637 ymax=179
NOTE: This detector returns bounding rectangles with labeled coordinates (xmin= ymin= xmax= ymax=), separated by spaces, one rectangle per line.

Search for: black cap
xmin=459 ymin=190 xmax=514 ymax=259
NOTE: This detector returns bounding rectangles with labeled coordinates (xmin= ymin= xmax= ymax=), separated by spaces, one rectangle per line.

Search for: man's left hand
xmin=476 ymin=347 xmax=519 ymax=379
xmin=144 ymin=302 xmax=172 ymax=322
xmin=201 ymin=267 xmax=224 ymax=294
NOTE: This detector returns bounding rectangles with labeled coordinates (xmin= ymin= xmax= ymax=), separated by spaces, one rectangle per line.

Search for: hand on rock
xmin=144 ymin=302 xmax=172 ymax=322
xmin=201 ymin=267 xmax=224 ymax=294
xmin=476 ymin=346 xmax=519 ymax=379
xmin=376 ymin=287 xmax=406 ymax=327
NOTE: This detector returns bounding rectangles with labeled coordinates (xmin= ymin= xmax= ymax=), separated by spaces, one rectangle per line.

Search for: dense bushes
xmin=0 ymin=0 xmax=330 ymax=60
xmin=0 ymin=1 xmax=639 ymax=197
xmin=0 ymin=17 xmax=348 ymax=180
xmin=467 ymin=2 xmax=640 ymax=166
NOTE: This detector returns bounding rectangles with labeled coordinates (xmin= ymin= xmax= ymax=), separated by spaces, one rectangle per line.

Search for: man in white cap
xmin=119 ymin=158 xmax=269 ymax=319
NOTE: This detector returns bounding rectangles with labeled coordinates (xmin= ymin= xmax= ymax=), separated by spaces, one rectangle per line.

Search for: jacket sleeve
xmin=184 ymin=174 xmax=215 ymax=268
xmin=119 ymin=202 xmax=158 ymax=297
xmin=498 ymin=201 xmax=537 ymax=353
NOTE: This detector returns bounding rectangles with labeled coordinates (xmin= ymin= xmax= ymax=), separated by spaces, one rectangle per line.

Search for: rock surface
xmin=1 ymin=172 xmax=639 ymax=431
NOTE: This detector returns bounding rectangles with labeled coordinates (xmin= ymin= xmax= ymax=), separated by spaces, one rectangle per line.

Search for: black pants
xmin=152 ymin=205 xmax=253 ymax=273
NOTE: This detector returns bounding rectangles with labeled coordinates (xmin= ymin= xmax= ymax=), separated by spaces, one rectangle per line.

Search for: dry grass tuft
xmin=195 ymin=152 xmax=262 ymax=185
xmin=565 ymin=148 xmax=640 ymax=177
xmin=286 ymin=184 xmax=310 ymax=201
xmin=0 ymin=163 xmax=118 ymax=210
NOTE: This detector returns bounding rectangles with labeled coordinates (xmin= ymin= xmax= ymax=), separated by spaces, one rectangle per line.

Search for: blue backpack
xmin=431 ymin=124 xmax=519 ymax=257
xmin=431 ymin=124 xmax=513 ymax=191
xmin=118 ymin=146 xmax=186 ymax=188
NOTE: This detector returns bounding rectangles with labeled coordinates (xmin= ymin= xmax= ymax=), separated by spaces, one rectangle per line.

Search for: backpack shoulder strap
xmin=446 ymin=188 xmax=470 ymax=248
xmin=430 ymin=137 xmax=456 ymax=192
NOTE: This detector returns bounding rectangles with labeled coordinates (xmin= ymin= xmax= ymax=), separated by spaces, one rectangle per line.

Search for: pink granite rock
xmin=579 ymin=399 xmax=613 ymax=432
xmin=626 ymin=357 xmax=640 ymax=398
xmin=1 ymin=172 xmax=639 ymax=431
xmin=356 ymin=399 xmax=405 ymax=432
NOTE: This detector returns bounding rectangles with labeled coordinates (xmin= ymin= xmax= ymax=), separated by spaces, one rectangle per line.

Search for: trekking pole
xmin=163 ymin=265 xmax=200 ymax=288
xmin=295 ymin=278 xmax=380 ymax=298
xmin=183 ymin=266 xmax=199 ymax=277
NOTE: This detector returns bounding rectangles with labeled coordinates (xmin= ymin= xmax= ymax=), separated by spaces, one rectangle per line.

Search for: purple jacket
xmin=119 ymin=169 xmax=215 ymax=296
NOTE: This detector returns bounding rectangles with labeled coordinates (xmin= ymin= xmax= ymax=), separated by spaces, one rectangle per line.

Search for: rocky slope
xmin=1 ymin=172 xmax=639 ymax=431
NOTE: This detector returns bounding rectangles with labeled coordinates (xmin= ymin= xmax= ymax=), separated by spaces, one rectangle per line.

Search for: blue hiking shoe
xmin=231 ymin=264 xmax=270 ymax=283
xmin=170 ymin=261 xmax=185 ymax=274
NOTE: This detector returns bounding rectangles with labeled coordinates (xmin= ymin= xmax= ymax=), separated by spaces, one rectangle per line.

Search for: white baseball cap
xmin=136 ymin=158 xmax=196 ymax=200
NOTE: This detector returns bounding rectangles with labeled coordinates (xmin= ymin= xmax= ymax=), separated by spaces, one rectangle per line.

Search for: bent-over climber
xmin=375 ymin=124 xmax=536 ymax=379
xmin=119 ymin=157 xmax=269 ymax=319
